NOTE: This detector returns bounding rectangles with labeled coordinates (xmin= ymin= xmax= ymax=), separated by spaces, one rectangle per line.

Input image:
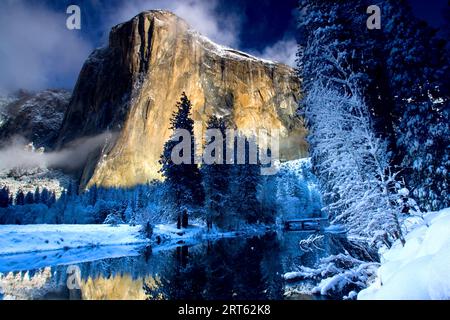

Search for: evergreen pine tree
xmin=16 ymin=190 xmax=25 ymax=206
xmin=297 ymin=1 xmax=407 ymax=245
xmin=201 ymin=116 xmax=230 ymax=229
xmin=34 ymin=187 xmax=41 ymax=204
xmin=88 ymin=185 xmax=98 ymax=206
xmin=24 ymin=191 xmax=34 ymax=205
xmin=0 ymin=187 xmax=10 ymax=208
xmin=49 ymin=192 xmax=56 ymax=207
xmin=159 ymin=93 xmax=204 ymax=227
xmin=258 ymin=174 xmax=278 ymax=224
xmin=229 ymin=135 xmax=261 ymax=225
xmin=298 ymin=0 xmax=450 ymax=213
xmin=379 ymin=0 xmax=450 ymax=211
xmin=40 ymin=188 xmax=50 ymax=207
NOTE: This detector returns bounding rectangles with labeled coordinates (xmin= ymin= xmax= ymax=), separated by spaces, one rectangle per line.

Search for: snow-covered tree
xmin=396 ymin=99 xmax=450 ymax=211
xmin=304 ymin=76 xmax=405 ymax=247
xmin=297 ymin=1 xmax=421 ymax=247
xmin=103 ymin=212 xmax=124 ymax=226
xmin=277 ymin=172 xmax=311 ymax=219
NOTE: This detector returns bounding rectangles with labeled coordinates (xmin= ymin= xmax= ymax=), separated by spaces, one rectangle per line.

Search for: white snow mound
xmin=358 ymin=208 xmax=450 ymax=300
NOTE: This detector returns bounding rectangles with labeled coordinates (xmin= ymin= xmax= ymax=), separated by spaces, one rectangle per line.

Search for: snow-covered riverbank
xmin=0 ymin=224 xmax=149 ymax=255
xmin=358 ymin=208 xmax=450 ymax=300
xmin=0 ymin=224 xmax=205 ymax=273
xmin=0 ymin=223 xmax=272 ymax=272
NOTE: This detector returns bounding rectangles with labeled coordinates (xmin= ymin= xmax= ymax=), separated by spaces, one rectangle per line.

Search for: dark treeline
xmin=0 ymin=186 xmax=56 ymax=208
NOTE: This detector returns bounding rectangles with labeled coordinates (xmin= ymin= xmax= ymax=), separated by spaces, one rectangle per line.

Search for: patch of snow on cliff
xmin=17 ymin=91 xmax=68 ymax=132
xmin=0 ymin=96 xmax=16 ymax=129
xmin=190 ymin=30 xmax=277 ymax=66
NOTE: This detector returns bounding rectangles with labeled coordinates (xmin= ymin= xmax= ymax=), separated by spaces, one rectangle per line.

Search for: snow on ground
xmin=0 ymin=224 xmax=197 ymax=272
xmin=0 ymin=244 xmax=144 ymax=273
xmin=0 ymin=223 xmax=270 ymax=272
xmin=0 ymin=224 xmax=147 ymax=256
xmin=358 ymin=208 xmax=450 ymax=300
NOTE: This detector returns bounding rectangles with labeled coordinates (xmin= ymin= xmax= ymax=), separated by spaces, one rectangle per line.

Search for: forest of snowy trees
xmin=292 ymin=0 xmax=449 ymax=297
xmin=297 ymin=0 xmax=449 ymax=246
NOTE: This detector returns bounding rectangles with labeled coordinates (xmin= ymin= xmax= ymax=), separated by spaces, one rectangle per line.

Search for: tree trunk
xmin=182 ymin=210 xmax=189 ymax=228
xmin=177 ymin=214 xmax=181 ymax=229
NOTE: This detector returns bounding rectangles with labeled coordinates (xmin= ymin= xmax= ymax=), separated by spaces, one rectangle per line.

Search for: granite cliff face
xmin=57 ymin=10 xmax=306 ymax=189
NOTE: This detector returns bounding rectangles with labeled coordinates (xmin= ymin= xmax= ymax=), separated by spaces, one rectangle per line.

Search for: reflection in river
xmin=0 ymin=231 xmax=344 ymax=300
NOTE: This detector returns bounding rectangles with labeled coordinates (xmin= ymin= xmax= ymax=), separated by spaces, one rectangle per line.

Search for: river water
xmin=0 ymin=231 xmax=344 ymax=300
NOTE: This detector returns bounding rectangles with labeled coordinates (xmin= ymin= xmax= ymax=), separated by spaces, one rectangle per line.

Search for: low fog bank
xmin=0 ymin=132 xmax=116 ymax=173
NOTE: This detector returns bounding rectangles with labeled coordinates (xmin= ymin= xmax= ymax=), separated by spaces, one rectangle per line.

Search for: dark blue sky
xmin=43 ymin=0 xmax=446 ymax=51
xmin=408 ymin=0 xmax=448 ymax=28
xmin=0 ymin=0 xmax=447 ymax=94
xmin=40 ymin=0 xmax=299 ymax=52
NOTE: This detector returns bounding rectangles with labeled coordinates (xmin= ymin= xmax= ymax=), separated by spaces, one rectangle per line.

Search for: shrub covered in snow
xmin=103 ymin=212 xmax=124 ymax=226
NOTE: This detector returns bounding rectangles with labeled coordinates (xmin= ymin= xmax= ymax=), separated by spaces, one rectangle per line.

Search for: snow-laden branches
xmin=302 ymin=46 xmax=407 ymax=248
xmin=298 ymin=233 xmax=324 ymax=252
xmin=284 ymin=253 xmax=380 ymax=300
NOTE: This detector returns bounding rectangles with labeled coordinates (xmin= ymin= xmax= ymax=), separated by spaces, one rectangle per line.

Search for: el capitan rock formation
xmin=57 ymin=10 xmax=306 ymax=189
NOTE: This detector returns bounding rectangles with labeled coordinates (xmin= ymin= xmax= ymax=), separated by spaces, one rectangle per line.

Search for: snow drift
xmin=358 ymin=208 xmax=450 ymax=300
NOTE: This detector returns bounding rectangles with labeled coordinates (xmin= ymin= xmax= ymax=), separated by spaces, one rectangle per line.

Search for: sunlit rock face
xmin=57 ymin=10 xmax=306 ymax=189
xmin=80 ymin=275 xmax=150 ymax=300
xmin=0 ymin=270 xmax=160 ymax=300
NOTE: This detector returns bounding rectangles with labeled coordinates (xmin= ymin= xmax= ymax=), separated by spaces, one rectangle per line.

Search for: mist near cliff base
xmin=0 ymin=132 xmax=116 ymax=173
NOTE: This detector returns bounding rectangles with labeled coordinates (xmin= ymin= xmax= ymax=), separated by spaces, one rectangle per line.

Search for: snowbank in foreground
xmin=358 ymin=208 xmax=450 ymax=300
